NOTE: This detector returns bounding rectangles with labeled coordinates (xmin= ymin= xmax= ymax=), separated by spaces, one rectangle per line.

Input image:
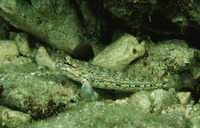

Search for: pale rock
xmin=35 ymin=47 xmax=56 ymax=70
xmin=176 ymin=92 xmax=192 ymax=105
xmin=128 ymin=91 xmax=153 ymax=113
xmin=92 ymin=34 xmax=145 ymax=70
xmin=0 ymin=40 xmax=19 ymax=59
xmin=151 ymin=89 xmax=178 ymax=114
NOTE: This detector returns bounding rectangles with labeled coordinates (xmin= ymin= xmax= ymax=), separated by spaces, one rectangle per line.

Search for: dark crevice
xmin=69 ymin=0 xmax=86 ymax=28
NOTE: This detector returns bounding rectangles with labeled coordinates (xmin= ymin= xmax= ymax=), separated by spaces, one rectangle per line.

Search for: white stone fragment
xmin=151 ymin=89 xmax=178 ymax=114
xmin=176 ymin=92 xmax=192 ymax=105
xmin=128 ymin=91 xmax=153 ymax=113
xmin=35 ymin=47 xmax=56 ymax=70
xmin=0 ymin=40 xmax=19 ymax=59
xmin=92 ymin=34 xmax=145 ymax=70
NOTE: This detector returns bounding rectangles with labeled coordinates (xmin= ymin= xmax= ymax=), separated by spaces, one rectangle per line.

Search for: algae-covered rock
xmin=24 ymin=101 xmax=189 ymax=128
xmin=0 ymin=57 xmax=81 ymax=119
xmin=163 ymin=103 xmax=200 ymax=128
xmin=127 ymin=39 xmax=196 ymax=89
xmin=0 ymin=0 xmax=103 ymax=57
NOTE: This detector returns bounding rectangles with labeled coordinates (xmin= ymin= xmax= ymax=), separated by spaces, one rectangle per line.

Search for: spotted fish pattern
xmin=63 ymin=56 xmax=167 ymax=91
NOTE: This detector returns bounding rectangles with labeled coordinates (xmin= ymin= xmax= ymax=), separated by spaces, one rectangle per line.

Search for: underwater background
xmin=0 ymin=0 xmax=200 ymax=127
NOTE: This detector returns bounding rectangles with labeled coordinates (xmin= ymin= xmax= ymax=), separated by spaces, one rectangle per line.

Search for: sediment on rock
xmin=0 ymin=0 xmax=103 ymax=57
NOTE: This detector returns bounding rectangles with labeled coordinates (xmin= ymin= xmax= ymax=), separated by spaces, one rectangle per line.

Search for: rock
xmin=156 ymin=40 xmax=194 ymax=71
xmin=103 ymin=0 xmax=156 ymax=28
xmin=151 ymin=89 xmax=178 ymax=114
xmin=191 ymin=119 xmax=200 ymax=128
xmin=92 ymin=34 xmax=145 ymax=70
xmin=0 ymin=40 xmax=19 ymax=59
xmin=0 ymin=58 xmax=81 ymax=118
xmin=102 ymin=0 xmax=200 ymax=47
xmin=162 ymin=104 xmax=187 ymax=117
xmin=176 ymin=92 xmax=192 ymax=105
xmin=157 ymin=111 xmax=186 ymax=128
xmin=9 ymin=32 xmax=18 ymax=40
xmin=162 ymin=102 xmax=200 ymax=128
xmin=23 ymin=101 xmax=189 ymax=128
xmin=127 ymin=39 xmax=196 ymax=89
xmin=0 ymin=106 xmax=31 ymax=128
xmin=0 ymin=0 xmax=103 ymax=57
xmin=186 ymin=103 xmax=200 ymax=127
xmin=15 ymin=33 xmax=32 ymax=57
xmin=128 ymin=91 xmax=153 ymax=113
xmin=35 ymin=47 xmax=56 ymax=70
xmin=91 ymin=42 xmax=105 ymax=56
